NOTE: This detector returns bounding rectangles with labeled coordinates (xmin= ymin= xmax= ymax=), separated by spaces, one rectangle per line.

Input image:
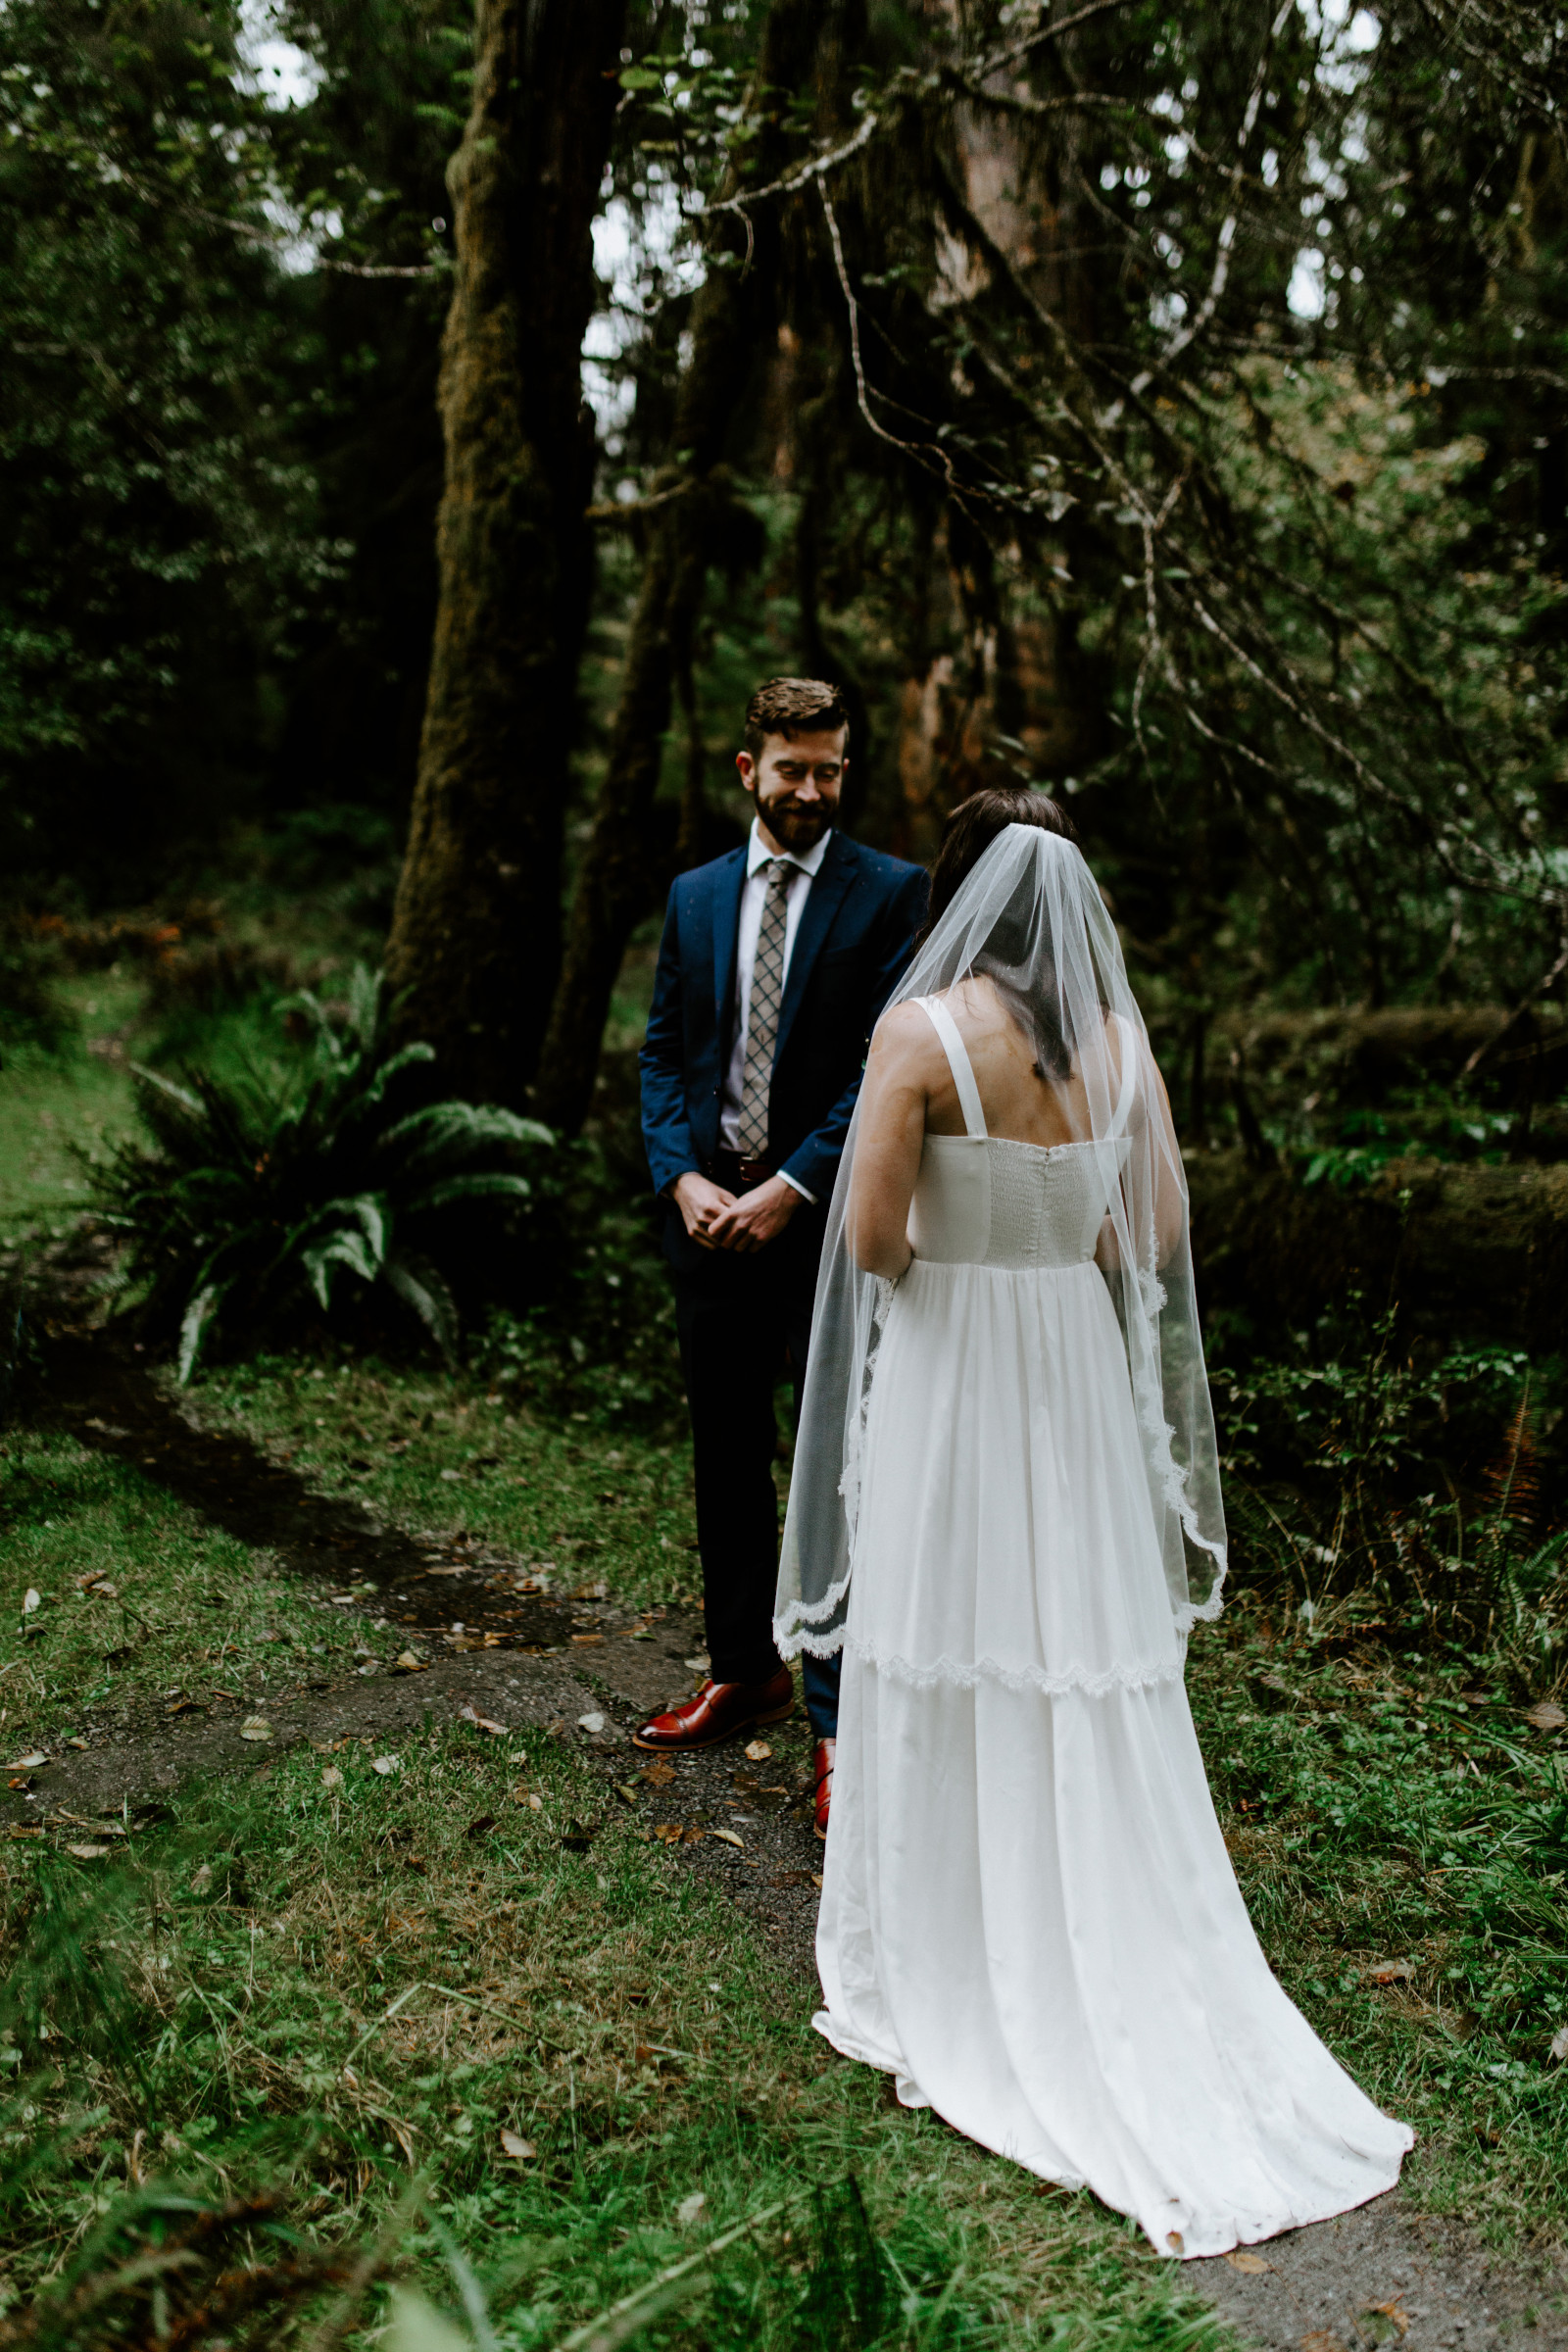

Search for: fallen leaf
xmin=577 ymin=1712 xmax=607 ymax=1735
xmin=22 ymin=1592 xmax=40 ymax=1615
xmin=85 ymin=1419 xmax=130 ymax=1438
xmin=457 ymin=1704 xmax=507 ymax=1736
xmin=191 ymin=1862 xmax=213 ymax=1890
xmin=653 ymin=1822 xmax=684 ymax=1844
xmin=634 ymin=2042 xmax=656 ymax=2063
xmin=1549 ymin=2024 xmax=1568 ymax=2064
xmin=165 ymin=1698 xmax=203 ymax=1717
xmin=3 ymin=1754 xmax=48 ymax=1772
xmin=640 ymin=1760 xmax=676 ymax=1787
xmin=7 ymin=1826 xmax=43 ymax=1840
xmin=320 ymin=1767 xmax=344 ymax=1791
xmin=710 ymin=1828 xmax=744 ymax=1848
xmin=680 ymin=1826 xmax=705 ymax=1844
xmin=67 ymin=1843 xmax=110 ymax=1859
xmin=614 ymin=1783 xmax=639 ymax=1806
xmin=676 ymin=2191 xmax=707 ymax=2228
xmin=571 ymin=1633 xmax=605 ymax=1646
xmin=499 ymin=2129 xmax=536 ymax=2161
xmin=1367 ymin=1960 xmax=1415 ymax=1985
xmin=239 ymin=1718 xmax=273 ymax=1742
xmin=1523 ymin=1700 xmax=1566 ymax=1733
xmin=683 ymin=1655 xmax=710 ymax=1673
xmin=1166 ymin=2231 xmax=1183 ymax=2255
xmin=1300 ymin=2335 xmax=1349 ymax=2352
xmin=810 ymin=1873 xmax=823 ymax=1889
xmin=1365 ymin=2300 xmax=1410 ymax=2338
xmin=744 ymin=1740 xmax=773 ymax=1762
xmin=440 ymin=1467 xmax=463 ymax=1482
xmin=65 ymin=1738 xmax=88 ymax=1751
xmin=371 ymin=1755 xmax=400 ymax=1776
xmin=1223 ymin=2251 xmax=1270 ymax=2275
xmin=391 ymin=1651 xmax=427 ymax=1674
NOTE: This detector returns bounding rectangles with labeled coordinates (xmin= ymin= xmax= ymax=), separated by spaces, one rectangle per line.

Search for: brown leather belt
xmin=709 ymin=1150 xmax=774 ymax=1193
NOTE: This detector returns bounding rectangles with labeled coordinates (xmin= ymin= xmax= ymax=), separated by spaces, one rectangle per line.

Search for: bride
xmin=774 ymin=790 xmax=1411 ymax=2259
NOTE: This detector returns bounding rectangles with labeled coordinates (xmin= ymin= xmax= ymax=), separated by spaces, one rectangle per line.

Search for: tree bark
xmin=383 ymin=0 xmax=625 ymax=1105
xmin=530 ymin=0 xmax=847 ymax=1138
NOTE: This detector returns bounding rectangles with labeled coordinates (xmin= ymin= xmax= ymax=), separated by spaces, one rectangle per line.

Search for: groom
xmin=635 ymin=677 xmax=927 ymax=1834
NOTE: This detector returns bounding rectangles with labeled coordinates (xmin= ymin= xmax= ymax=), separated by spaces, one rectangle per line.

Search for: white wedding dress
xmin=814 ymin=997 xmax=1412 ymax=2259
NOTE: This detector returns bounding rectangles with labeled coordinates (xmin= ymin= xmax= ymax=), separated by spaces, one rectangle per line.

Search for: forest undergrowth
xmin=2 ymin=931 xmax=1567 ymax=2346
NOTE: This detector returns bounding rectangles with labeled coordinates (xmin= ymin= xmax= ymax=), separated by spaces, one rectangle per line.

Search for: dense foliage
xmin=91 ymin=965 xmax=550 ymax=1374
xmin=0 ymin=0 xmax=465 ymax=893
xmin=3 ymin=0 xmax=1561 ymax=1053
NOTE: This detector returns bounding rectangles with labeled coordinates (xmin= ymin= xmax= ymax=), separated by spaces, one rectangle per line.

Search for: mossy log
xmin=1187 ymin=1151 xmax=1568 ymax=1352
xmin=1214 ymin=1004 xmax=1568 ymax=1106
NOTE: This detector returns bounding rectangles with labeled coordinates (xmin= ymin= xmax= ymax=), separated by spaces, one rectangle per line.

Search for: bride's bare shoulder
xmin=868 ymin=998 xmax=944 ymax=1071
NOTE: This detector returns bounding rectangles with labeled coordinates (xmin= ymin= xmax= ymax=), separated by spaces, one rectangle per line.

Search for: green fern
xmin=92 ymin=967 xmax=552 ymax=1380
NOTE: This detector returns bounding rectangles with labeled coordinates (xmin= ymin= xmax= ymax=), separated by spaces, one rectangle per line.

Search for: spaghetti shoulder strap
xmin=1106 ymin=1012 xmax=1140 ymax=1138
xmin=914 ymin=995 xmax=988 ymax=1140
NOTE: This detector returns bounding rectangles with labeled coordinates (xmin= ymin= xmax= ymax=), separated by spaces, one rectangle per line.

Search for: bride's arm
xmin=847 ymin=1004 xmax=937 ymax=1278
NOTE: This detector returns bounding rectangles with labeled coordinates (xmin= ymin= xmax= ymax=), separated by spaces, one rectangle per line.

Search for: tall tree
xmin=383 ymin=0 xmax=626 ymax=1105
xmin=530 ymin=0 xmax=858 ymax=1137
xmin=0 ymin=0 xmax=317 ymax=895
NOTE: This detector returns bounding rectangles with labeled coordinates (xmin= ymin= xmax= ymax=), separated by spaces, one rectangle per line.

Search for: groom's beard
xmin=758 ymin=791 xmax=835 ymax=851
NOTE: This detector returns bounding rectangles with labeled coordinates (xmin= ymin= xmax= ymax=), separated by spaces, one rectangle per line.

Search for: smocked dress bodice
xmin=906 ymin=998 xmax=1134 ymax=1271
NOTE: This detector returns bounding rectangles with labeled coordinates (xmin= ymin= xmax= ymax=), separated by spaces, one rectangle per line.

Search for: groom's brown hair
xmin=744 ymin=677 xmax=850 ymax=759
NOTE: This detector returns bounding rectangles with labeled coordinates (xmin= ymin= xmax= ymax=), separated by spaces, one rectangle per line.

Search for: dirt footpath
xmin=1191 ymin=2194 xmax=1566 ymax=2349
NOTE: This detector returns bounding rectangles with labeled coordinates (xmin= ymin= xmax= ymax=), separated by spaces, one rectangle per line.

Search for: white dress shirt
xmin=718 ymin=818 xmax=832 ymax=1199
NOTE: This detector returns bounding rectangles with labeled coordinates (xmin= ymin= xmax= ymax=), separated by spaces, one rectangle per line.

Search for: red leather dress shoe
xmin=632 ymin=1665 xmax=794 ymax=1753
xmin=812 ymin=1737 xmax=835 ymax=1840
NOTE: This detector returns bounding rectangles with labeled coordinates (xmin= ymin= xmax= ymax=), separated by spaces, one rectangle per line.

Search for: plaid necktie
xmin=736 ymin=859 xmax=792 ymax=1157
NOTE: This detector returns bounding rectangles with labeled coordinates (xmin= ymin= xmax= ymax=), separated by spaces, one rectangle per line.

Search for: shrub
xmin=0 ymin=913 xmax=70 ymax=1059
xmin=90 ymin=966 xmax=551 ymax=1379
xmin=475 ymin=1147 xmax=684 ymax=1433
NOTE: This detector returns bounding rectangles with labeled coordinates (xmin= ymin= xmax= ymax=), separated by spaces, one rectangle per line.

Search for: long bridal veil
xmin=775 ymin=822 xmax=1226 ymax=1659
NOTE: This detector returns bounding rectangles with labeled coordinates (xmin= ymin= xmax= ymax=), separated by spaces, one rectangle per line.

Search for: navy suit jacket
xmin=639 ymin=828 xmax=928 ymax=1225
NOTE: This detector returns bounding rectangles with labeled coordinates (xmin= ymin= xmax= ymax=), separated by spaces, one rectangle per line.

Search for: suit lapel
xmin=710 ymin=846 xmax=749 ymax=1030
xmin=773 ymin=832 xmax=858 ymax=1067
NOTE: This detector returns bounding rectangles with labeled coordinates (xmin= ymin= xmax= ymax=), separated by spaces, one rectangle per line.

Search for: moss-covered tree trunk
xmin=530 ymin=0 xmax=854 ymax=1138
xmin=383 ymin=0 xmax=625 ymax=1105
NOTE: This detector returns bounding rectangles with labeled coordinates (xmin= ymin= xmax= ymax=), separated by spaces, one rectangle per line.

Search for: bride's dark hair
xmin=916 ymin=786 xmax=1077 ymax=944
xmin=915 ymin=786 xmax=1080 ymax=1080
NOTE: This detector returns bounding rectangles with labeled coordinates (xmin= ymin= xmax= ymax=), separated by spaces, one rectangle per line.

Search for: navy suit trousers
xmin=669 ymin=1214 xmax=839 ymax=1739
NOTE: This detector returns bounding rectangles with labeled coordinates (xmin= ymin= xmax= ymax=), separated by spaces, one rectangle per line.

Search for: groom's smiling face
xmin=736 ymin=726 xmax=847 ymax=854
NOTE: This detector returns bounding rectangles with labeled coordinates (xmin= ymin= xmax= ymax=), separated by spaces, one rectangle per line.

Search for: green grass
xmin=0 ymin=973 xmax=143 ymax=1239
xmin=1187 ymin=1597 xmax=1568 ymax=2243
xmin=191 ymin=1352 xmax=704 ymax=1615
xmin=0 ymin=1431 xmax=370 ymax=1747
xmin=0 ymin=1707 xmax=1233 ymax=2349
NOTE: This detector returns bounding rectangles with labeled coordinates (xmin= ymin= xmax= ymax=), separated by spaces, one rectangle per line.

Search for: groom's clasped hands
xmin=670 ymin=1167 xmax=802 ymax=1254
